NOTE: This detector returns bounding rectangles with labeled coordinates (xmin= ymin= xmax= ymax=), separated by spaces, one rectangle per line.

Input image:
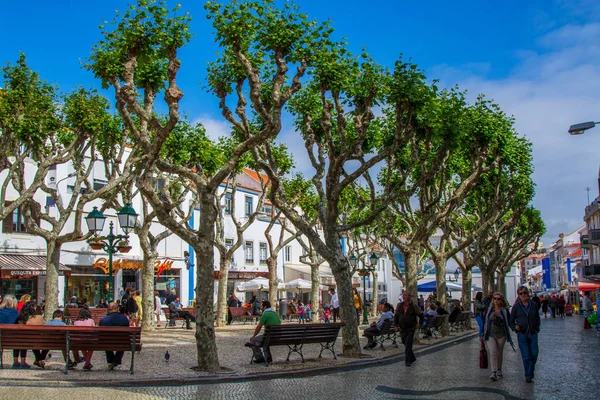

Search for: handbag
xmin=479 ymin=339 xmax=488 ymax=369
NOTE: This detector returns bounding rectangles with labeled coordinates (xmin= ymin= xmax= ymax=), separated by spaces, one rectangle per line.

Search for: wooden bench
xmin=0 ymin=324 xmax=142 ymax=375
xmin=450 ymin=311 xmax=470 ymax=332
xmin=420 ymin=315 xmax=448 ymax=339
xmin=64 ymin=307 xmax=108 ymax=325
xmin=229 ymin=307 xmax=260 ymax=325
xmin=162 ymin=307 xmax=195 ymax=328
xmin=245 ymin=322 xmax=344 ymax=365
xmin=362 ymin=319 xmax=398 ymax=350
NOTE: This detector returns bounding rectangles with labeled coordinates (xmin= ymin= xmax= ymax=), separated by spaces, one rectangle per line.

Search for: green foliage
xmin=162 ymin=120 xmax=227 ymax=175
xmin=86 ymin=0 xmax=192 ymax=90
xmin=0 ymin=53 xmax=62 ymax=157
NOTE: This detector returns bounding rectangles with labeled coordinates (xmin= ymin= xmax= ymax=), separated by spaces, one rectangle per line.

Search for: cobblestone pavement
xmin=3 ymin=315 xmax=599 ymax=400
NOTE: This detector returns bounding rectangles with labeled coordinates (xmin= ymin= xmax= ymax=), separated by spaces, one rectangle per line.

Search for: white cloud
xmin=191 ymin=115 xmax=231 ymax=141
xmin=428 ymin=20 xmax=600 ymax=245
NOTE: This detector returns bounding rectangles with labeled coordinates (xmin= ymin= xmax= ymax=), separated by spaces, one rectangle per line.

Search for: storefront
xmin=66 ymin=264 xmax=112 ymax=306
xmin=0 ymin=254 xmax=71 ymax=301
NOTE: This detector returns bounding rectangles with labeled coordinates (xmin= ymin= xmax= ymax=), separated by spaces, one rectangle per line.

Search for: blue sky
xmin=2 ymin=0 xmax=600 ymax=246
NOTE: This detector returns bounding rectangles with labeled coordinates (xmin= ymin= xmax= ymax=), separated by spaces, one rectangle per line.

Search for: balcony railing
xmin=581 ymin=234 xmax=591 ymax=248
xmin=584 ymin=264 xmax=600 ymax=277
xmin=588 ymin=229 xmax=600 ymax=245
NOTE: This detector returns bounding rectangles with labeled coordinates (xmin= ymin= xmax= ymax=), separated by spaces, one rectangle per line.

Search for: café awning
xmin=0 ymin=254 xmax=71 ymax=278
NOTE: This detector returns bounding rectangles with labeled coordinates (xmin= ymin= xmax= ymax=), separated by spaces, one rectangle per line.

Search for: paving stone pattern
xmin=2 ymin=315 xmax=599 ymax=399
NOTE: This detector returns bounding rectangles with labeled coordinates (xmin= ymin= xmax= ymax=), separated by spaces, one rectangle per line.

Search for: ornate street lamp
xmin=448 ymin=268 xmax=460 ymax=283
xmin=355 ymin=252 xmax=378 ymax=325
xmin=86 ymin=203 xmax=138 ymax=302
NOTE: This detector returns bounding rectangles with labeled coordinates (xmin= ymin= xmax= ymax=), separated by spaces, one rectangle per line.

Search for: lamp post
xmin=351 ymin=252 xmax=378 ymax=325
xmin=447 ymin=269 xmax=460 ymax=283
xmin=85 ymin=203 xmax=138 ymax=302
xmin=568 ymin=121 xmax=598 ymax=135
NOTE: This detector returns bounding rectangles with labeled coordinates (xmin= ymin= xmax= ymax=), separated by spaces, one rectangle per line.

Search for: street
xmin=2 ymin=314 xmax=598 ymax=400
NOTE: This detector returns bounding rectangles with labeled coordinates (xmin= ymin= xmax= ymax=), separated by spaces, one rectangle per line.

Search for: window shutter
xmin=3 ymin=201 xmax=13 ymax=233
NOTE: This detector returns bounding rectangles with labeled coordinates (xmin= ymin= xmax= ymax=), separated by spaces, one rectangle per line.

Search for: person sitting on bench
xmin=168 ymin=298 xmax=196 ymax=329
xmin=248 ymin=300 xmax=281 ymax=363
xmin=363 ymin=302 xmax=395 ymax=349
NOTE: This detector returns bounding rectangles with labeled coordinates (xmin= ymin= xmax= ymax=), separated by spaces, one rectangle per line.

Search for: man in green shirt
xmin=248 ymin=300 xmax=281 ymax=363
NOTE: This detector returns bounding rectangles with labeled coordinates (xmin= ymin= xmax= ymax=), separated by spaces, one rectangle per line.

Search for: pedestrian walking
xmin=353 ymin=288 xmax=363 ymax=325
xmin=154 ymin=291 xmax=162 ymax=327
xmin=582 ymin=292 xmax=593 ymax=329
xmin=483 ymin=292 xmax=514 ymax=381
xmin=474 ymin=292 xmax=487 ymax=337
xmin=329 ymin=288 xmax=340 ymax=323
xmin=509 ymin=286 xmax=541 ymax=383
xmin=557 ymin=296 xmax=566 ymax=318
xmin=541 ymin=296 xmax=549 ymax=318
xmin=394 ymin=291 xmax=424 ymax=367
xmin=549 ymin=295 xmax=557 ymax=318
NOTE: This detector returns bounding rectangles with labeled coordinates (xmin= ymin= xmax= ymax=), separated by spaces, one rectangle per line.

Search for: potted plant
xmin=89 ymin=238 xmax=104 ymax=250
xmin=117 ymin=240 xmax=132 ymax=253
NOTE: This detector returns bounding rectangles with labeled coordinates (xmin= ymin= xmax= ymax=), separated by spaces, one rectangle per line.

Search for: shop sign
xmin=213 ymin=271 xmax=269 ymax=280
xmin=92 ymin=258 xmax=174 ymax=274
xmin=1 ymin=270 xmax=47 ymax=278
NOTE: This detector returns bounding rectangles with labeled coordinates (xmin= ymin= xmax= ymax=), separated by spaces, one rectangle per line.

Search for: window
xmin=285 ymin=246 xmax=292 ymax=262
xmin=261 ymin=204 xmax=272 ymax=215
xmin=224 ymin=193 xmax=232 ymax=214
xmin=245 ymin=196 xmax=253 ymax=217
xmin=245 ymin=241 xmax=254 ymax=263
xmin=260 ymin=243 xmax=268 ymax=264
xmin=225 ymin=239 xmax=234 ymax=262
xmin=93 ymin=179 xmax=108 ymax=191
xmin=2 ymin=202 xmax=39 ymax=234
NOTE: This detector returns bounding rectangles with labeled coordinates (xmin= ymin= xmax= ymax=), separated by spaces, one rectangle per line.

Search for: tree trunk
xmin=329 ymin=255 xmax=361 ymax=357
xmin=481 ymin=268 xmax=491 ymax=294
xmin=141 ymin=253 xmax=157 ymax=332
xmin=194 ymin=192 xmax=219 ymax=372
xmin=44 ymin=241 xmax=61 ymax=322
xmin=461 ymin=268 xmax=473 ymax=330
xmin=267 ymin=258 xmax=278 ymax=307
xmin=215 ymin=257 xmax=229 ymax=327
xmin=403 ymin=250 xmax=419 ymax=300
xmin=497 ymin=270 xmax=506 ymax=297
xmin=433 ymin=255 xmax=449 ymax=336
xmin=371 ymin=270 xmax=378 ymax=317
xmin=310 ymin=264 xmax=320 ymax=322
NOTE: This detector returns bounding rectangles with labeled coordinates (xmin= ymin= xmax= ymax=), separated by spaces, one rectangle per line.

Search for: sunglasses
xmin=493 ymin=297 xmax=502 ymax=300
xmin=518 ymin=292 xmax=528 ymax=295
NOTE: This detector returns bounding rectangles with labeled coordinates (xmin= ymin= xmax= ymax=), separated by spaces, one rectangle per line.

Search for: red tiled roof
xmin=567 ymin=248 xmax=582 ymax=258
xmin=243 ymin=168 xmax=269 ymax=185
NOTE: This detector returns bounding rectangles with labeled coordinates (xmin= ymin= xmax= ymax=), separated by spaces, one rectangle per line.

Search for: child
xmin=305 ymin=303 xmax=312 ymax=322
xmin=298 ymin=302 xmax=305 ymax=323
xmin=323 ymin=308 xmax=331 ymax=323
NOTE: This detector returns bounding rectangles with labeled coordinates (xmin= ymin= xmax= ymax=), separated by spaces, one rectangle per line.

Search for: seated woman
xmin=17 ymin=301 xmax=45 ymax=369
xmin=74 ymin=307 xmax=96 ymax=371
xmin=449 ymin=301 xmax=463 ymax=323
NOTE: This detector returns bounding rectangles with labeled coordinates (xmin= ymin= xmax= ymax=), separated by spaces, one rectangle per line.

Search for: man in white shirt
xmin=329 ymin=288 xmax=340 ymax=323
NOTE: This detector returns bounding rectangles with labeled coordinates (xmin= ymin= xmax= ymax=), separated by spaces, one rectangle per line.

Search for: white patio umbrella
xmin=237 ymin=277 xmax=284 ymax=292
xmin=284 ymin=278 xmax=328 ymax=293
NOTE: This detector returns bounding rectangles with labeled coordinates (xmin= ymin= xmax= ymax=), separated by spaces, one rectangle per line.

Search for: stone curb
xmin=0 ymin=330 xmax=479 ymax=388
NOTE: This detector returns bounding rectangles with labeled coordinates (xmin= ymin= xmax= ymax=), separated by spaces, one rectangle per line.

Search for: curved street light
xmin=85 ymin=203 xmax=138 ymax=302
xmin=568 ymin=121 xmax=598 ymax=135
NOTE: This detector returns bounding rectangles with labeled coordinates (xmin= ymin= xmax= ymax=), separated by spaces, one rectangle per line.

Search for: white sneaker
xmin=496 ymin=369 xmax=503 ymax=378
xmin=490 ymin=372 xmax=497 ymax=381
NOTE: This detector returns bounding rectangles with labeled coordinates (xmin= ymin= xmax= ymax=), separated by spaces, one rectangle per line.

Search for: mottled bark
xmin=310 ymin=264 xmax=320 ymax=322
xmin=141 ymin=254 xmax=157 ymax=332
xmin=461 ymin=268 xmax=473 ymax=329
xmin=433 ymin=255 xmax=449 ymax=336
xmin=403 ymin=250 xmax=419 ymax=300
xmin=267 ymin=258 xmax=278 ymax=306
xmin=330 ymin=255 xmax=361 ymax=356
xmin=194 ymin=192 xmax=219 ymax=372
xmin=44 ymin=241 xmax=61 ymax=322
xmin=371 ymin=270 xmax=378 ymax=317
xmin=215 ymin=257 xmax=229 ymax=327
xmin=497 ymin=270 xmax=506 ymax=297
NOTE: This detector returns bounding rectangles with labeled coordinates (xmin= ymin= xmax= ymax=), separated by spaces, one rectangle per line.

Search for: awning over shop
xmin=0 ymin=254 xmax=71 ymax=278
xmin=417 ymin=281 xmax=462 ymax=292
xmin=284 ymin=263 xmax=336 ymax=286
xmin=576 ymin=281 xmax=600 ymax=291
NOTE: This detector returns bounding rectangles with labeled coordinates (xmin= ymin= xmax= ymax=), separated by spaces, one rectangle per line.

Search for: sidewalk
xmin=0 ymin=318 xmax=478 ymax=386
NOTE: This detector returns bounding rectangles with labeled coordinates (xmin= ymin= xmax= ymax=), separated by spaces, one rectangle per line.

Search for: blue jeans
xmin=475 ymin=315 xmax=484 ymax=336
xmin=517 ymin=333 xmax=539 ymax=380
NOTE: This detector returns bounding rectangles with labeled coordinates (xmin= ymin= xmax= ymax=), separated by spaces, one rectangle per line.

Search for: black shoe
xmin=253 ymin=358 xmax=265 ymax=364
xmin=186 ymin=326 xmax=193 ymax=329
xmin=405 ymin=362 xmax=412 ymax=367
xmin=368 ymin=342 xmax=378 ymax=349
